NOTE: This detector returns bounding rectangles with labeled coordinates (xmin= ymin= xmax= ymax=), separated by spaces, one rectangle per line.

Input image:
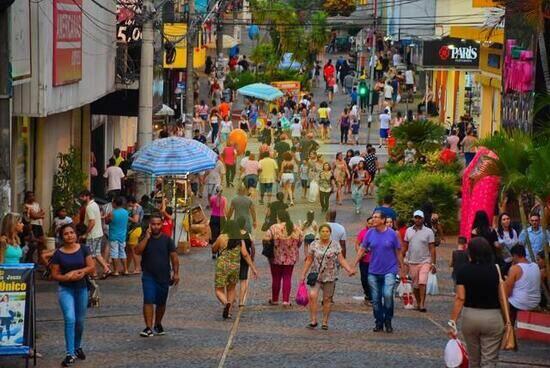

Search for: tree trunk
xmin=538 ymin=32 xmax=550 ymax=94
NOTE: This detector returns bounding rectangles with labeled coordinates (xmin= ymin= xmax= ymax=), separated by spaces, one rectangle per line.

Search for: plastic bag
xmin=396 ymin=94 xmax=402 ymax=103
xmin=398 ymin=281 xmax=415 ymax=309
xmin=427 ymin=272 xmax=439 ymax=295
xmin=333 ymin=84 xmax=339 ymax=94
xmin=308 ymin=180 xmax=319 ymax=203
xmin=295 ymin=282 xmax=309 ymax=306
xmin=444 ymin=338 xmax=469 ymax=368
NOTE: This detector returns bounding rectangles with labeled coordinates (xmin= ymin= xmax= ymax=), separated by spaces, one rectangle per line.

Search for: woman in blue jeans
xmin=51 ymin=224 xmax=95 ymax=367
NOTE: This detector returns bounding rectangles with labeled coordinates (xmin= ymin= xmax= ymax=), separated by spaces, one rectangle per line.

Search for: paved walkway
xmin=3 ymin=70 xmax=549 ymax=368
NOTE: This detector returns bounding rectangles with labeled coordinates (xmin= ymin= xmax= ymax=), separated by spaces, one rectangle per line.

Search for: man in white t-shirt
xmin=405 ymin=68 xmax=415 ymax=102
xmin=402 ymin=210 xmax=436 ymax=312
xmin=378 ymin=109 xmax=391 ymax=147
xmin=326 ymin=209 xmax=347 ymax=258
xmin=392 ymin=52 xmax=402 ymax=66
xmin=79 ymin=190 xmax=111 ymax=278
xmin=348 ymin=151 xmax=365 ymax=169
xmin=104 ymin=158 xmax=125 ymax=199
xmin=290 ymin=118 xmax=303 ymax=139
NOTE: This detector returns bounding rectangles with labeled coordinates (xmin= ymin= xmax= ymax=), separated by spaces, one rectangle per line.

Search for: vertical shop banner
xmin=0 ymin=264 xmax=34 ymax=356
xmin=53 ymin=0 xmax=82 ymax=86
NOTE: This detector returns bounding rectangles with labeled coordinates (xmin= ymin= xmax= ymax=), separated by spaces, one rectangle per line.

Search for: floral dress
xmin=308 ymin=240 xmax=341 ymax=283
xmin=333 ymin=160 xmax=348 ymax=185
xmin=215 ymin=238 xmax=241 ymax=288
xmin=266 ymin=223 xmax=303 ymax=266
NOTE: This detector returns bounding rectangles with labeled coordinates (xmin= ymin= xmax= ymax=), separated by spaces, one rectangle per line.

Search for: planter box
xmin=516 ymin=310 xmax=550 ymax=344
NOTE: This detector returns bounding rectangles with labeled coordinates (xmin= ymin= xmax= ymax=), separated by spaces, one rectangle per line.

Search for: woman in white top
xmin=220 ymin=117 xmax=233 ymax=143
xmin=505 ymin=244 xmax=541 ymax=325
xmin=496 ymin=213 xmax=519 ymax=265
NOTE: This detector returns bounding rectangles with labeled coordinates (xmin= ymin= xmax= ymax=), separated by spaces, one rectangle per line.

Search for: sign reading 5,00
xmin=117 ymin=0 xmax=142 ymax=43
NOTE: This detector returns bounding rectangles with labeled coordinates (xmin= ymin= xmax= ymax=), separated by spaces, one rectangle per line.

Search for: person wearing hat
xmin=402 ymin=210 xmax=436 ymax=312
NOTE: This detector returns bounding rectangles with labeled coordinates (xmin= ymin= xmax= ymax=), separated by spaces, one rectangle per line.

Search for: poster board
xmin=0 ymin=263 xmax=35 ymax=363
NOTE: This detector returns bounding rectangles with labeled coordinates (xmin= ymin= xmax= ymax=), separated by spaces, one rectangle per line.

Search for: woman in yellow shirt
xmin=317 ymin=101 xmax=331 ymax=141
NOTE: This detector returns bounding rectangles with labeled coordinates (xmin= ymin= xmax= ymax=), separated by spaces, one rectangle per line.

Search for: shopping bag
xmin=444 ymin=338 xmax=469 ymax=368
xmin=401 ymin=281 xmax=415 ymax=309
xmin=427 ymin=272 xmax=439 ymax=295
xmin=333 ymin=84 xmax=339 ymax=94
xmin=396 ymin=94 xmax=402 ymax=103
xmin=206 ymin=130 xmax=212 ymax=141
xmin=295 ymin=282 xmax=309 ymax=306
xmin=308 ymin=180 xmax=319 ymax=203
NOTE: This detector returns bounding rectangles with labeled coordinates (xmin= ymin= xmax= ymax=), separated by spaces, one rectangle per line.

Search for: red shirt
xmin=323 ymin=64 xmax=335 ymax=80
xmin=222 ymin=146 xmax=236 ymax=165
xmin=161 ymin=215 xmax=173 ymax=238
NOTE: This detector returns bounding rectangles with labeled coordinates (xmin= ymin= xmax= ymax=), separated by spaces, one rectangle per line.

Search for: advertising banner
xmin=0 ymin=264 xmax=34 ymax=356
xmin=421 ymin=38 xmax=480 ymax=69
xmin=117 ymin=0 xmax=143 ymax=44
xmin=52 ymin=0 xmax=82 ymax=86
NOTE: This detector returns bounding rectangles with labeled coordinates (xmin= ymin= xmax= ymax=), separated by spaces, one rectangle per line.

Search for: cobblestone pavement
xmin=3 ymin=61 xmax=549 ymax=368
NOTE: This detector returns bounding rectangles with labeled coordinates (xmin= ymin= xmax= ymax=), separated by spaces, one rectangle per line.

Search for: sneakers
xmin=75 ymin=348 xmax=86 ymax=360
xmin=61 ymin=355 xmax=75 ymax=367
xmin=373 ymin=324 xmax=384 ymax=332
xmin=154 ymin=324 xmax=166 ymax=336
xmin=140 ymin=327 xmax=154 ymax=337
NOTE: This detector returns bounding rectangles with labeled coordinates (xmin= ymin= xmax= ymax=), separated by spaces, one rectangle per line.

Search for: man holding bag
xmin=402 ymin=210 xmax=436 ymax=313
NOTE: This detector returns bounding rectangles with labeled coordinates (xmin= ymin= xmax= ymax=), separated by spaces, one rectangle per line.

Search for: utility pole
xmin=184 ymin=0 xmax=195 ymax=138
xmin=366 ymin=0 xmax=377 ymax=145
xmin=137 ymin=0 xmax=154 ymax=195
xmin=216 ymin=1 xmax=224 ymax=58
xmin=0 ymin=6 xmax=12 ymax=216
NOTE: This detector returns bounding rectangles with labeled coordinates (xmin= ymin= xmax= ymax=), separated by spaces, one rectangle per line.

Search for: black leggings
xmin=320 ymin=191 xmax=331 ymax=212
xmin=225 ymin=164 xmax=236 ymax=186
xmin=340 ymin=126 xmax=349 ymax=144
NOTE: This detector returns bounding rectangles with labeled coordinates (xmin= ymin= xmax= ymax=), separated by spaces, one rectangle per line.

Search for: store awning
xmin=206 ymin=35 xmax=239 ymax=49
xmin=450 ymin=26 xmax=504 ymax=44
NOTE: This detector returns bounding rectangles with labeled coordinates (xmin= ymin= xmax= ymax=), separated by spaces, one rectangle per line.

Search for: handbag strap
xmin=495 ymin=263 xmax=503 ymax=282
xmin=316 ymin=241 xmax=331 ymax=274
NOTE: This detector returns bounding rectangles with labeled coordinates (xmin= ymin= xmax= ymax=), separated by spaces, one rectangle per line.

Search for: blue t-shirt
xmin=109 ymin=208 xmax=129 ymax=242
xmin=373 ymin=206 xmax=398 ymax=220
xmin=350 ymin=91 xmax=358 ymax=104
xmin=362 ymin=228 xmax=400 ymax=275
xmin=51 ymin=245 xmax=90 ymax=289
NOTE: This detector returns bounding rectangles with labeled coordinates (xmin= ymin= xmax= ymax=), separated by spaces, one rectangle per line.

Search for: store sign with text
xmin=422 ymin=38 xmax=480 ymax=68
xmin=117 ymin=0 xmax=143 ymax=43
xmin=53 ymin=0 xmax=82 ymax=86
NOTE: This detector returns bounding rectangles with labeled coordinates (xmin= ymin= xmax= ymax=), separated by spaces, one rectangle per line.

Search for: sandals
xmin=268 ymin=299 xmax=279 ymax=306
xmin=306 ymin=322 xmax=318 ymax=329
xmin=321 ymin=324 xmax=329 ymax=330
xmin=100 ymin=270 xmax=113 ymax=280
xmin=223 ymin=303 xmax=231 ymax=319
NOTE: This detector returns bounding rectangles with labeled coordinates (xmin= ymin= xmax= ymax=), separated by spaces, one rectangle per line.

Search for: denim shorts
xmin=86 ymin=237 xmax=103 ymax=257
xmin=260 ymin=182 xmax=273 ymax=192
xmin=142 ymin=273 xmax=169 ymax=305
xmin=110 ymin=240 xmax=127 ymax=259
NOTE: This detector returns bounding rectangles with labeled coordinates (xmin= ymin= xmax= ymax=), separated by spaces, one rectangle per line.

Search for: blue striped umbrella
xmin=237 ymin=83 xmax=284 ymax=101
xmin=131 ymin=137 xmax=217 ymax=175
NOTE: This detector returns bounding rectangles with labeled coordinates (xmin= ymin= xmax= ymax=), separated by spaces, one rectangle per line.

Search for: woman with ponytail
xmin=263 ymin=210 xmax=303 ymax=306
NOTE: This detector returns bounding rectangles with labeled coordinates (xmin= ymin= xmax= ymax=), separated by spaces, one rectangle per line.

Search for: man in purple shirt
xmin=354 ymin=210 xmax=405 ymax=333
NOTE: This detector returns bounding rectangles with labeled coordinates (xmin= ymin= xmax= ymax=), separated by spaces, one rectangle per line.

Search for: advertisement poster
xmin=52 ymin=0 xmax=83 ymax=86
xmin=0 ymin=264 xmax=33 ymax=356
xmin=501 ymin=8 xmax=537 ymax=132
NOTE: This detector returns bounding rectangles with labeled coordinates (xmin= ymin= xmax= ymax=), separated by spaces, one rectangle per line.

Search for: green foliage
xmin=391 ymin=120 xmax=446 ymax=154
xmin=527 ymin=142 xmax=550 ymax=200
xmin=323 ymin=0 xmax=356 ymax=16
xmin=52 ymin=146 xmax=87 ymax=217
xmin=376 ymin=165 xmax=460 ymax=232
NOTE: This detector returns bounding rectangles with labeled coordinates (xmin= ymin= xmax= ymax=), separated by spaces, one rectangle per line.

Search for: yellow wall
xmin=472 ymin=0 xmax=499 ymax=7
xmin=436 ymin=2 xmax=486 ymax=37
xmin=163 ymin=23 xmax=206 ymax=69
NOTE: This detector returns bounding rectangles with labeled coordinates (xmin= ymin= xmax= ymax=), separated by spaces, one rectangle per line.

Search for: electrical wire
xmin=89 ymin=0 xmax=118 ymax=16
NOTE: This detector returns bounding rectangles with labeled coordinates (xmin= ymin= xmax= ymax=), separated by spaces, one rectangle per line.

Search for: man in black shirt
xmin=135 ymin=214 xmax=180 ymax=337
xmin=193 ymin=129 xmax=207 ymax=144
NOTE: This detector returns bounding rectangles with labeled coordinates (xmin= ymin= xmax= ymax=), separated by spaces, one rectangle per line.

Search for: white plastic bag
xmin=427 ymin=272 xmax=439 ymax=295
xmin=333 ymin=84 xmax=338 ymax=94
xmin=396 ymin=94 xmax=402 ymax=103
xmin=444 ymin=338 xmax=469 ymax=368
xmin=308 ymin=180 xmax=319 ymax=203
xmin=206 ymin=130 xmax=212 ymax=141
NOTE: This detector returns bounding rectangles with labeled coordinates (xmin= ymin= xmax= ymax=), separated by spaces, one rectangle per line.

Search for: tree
xmin=52 ymin=147 xmax=87 ymax=219
xmin=323 ymin=0 xmax=356 ymax=16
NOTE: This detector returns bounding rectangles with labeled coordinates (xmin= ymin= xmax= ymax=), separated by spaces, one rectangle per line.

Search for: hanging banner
xmin=52 ymin=0 xmax=83 ymax=86
xmin=0 ymin=264 xmax=34 ymax=356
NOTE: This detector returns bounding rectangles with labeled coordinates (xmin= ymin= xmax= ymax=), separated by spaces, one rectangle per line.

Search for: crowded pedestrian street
xmin=1 ymin=0 xmax=549 ymax=367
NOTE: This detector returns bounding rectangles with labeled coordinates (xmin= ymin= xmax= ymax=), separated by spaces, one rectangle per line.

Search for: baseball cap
xmin=413 ymin=210 xmax=424 ymax=218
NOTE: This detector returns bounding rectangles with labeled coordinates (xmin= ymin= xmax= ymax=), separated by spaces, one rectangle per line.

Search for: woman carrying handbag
xmin=448 ymin=237 xmax=506 ymax=368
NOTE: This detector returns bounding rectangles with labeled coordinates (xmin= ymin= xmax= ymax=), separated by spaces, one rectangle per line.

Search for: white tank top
xmin=508 ymin=262 xmax=541 ymax=310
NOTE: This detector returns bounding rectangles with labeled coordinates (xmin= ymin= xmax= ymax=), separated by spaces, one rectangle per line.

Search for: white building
xmin=10 ymin=0 xmax=116 ymax=226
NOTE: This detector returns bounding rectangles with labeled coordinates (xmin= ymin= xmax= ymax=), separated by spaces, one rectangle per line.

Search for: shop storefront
xmin=413 ymin=37 xmax=481 ymax=127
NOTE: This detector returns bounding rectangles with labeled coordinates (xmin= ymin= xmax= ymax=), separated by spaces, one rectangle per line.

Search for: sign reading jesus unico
xmin=422 ymin=38 xmax=480 ymax=68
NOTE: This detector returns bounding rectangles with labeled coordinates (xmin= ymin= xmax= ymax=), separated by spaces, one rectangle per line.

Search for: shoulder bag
xmin=495 ymin=264 xmax=516 ymax=350
xmin=261 ymin=229 xmax=275 ymax=259
xmin=306 ymin=242 xmax=331 ymax=286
